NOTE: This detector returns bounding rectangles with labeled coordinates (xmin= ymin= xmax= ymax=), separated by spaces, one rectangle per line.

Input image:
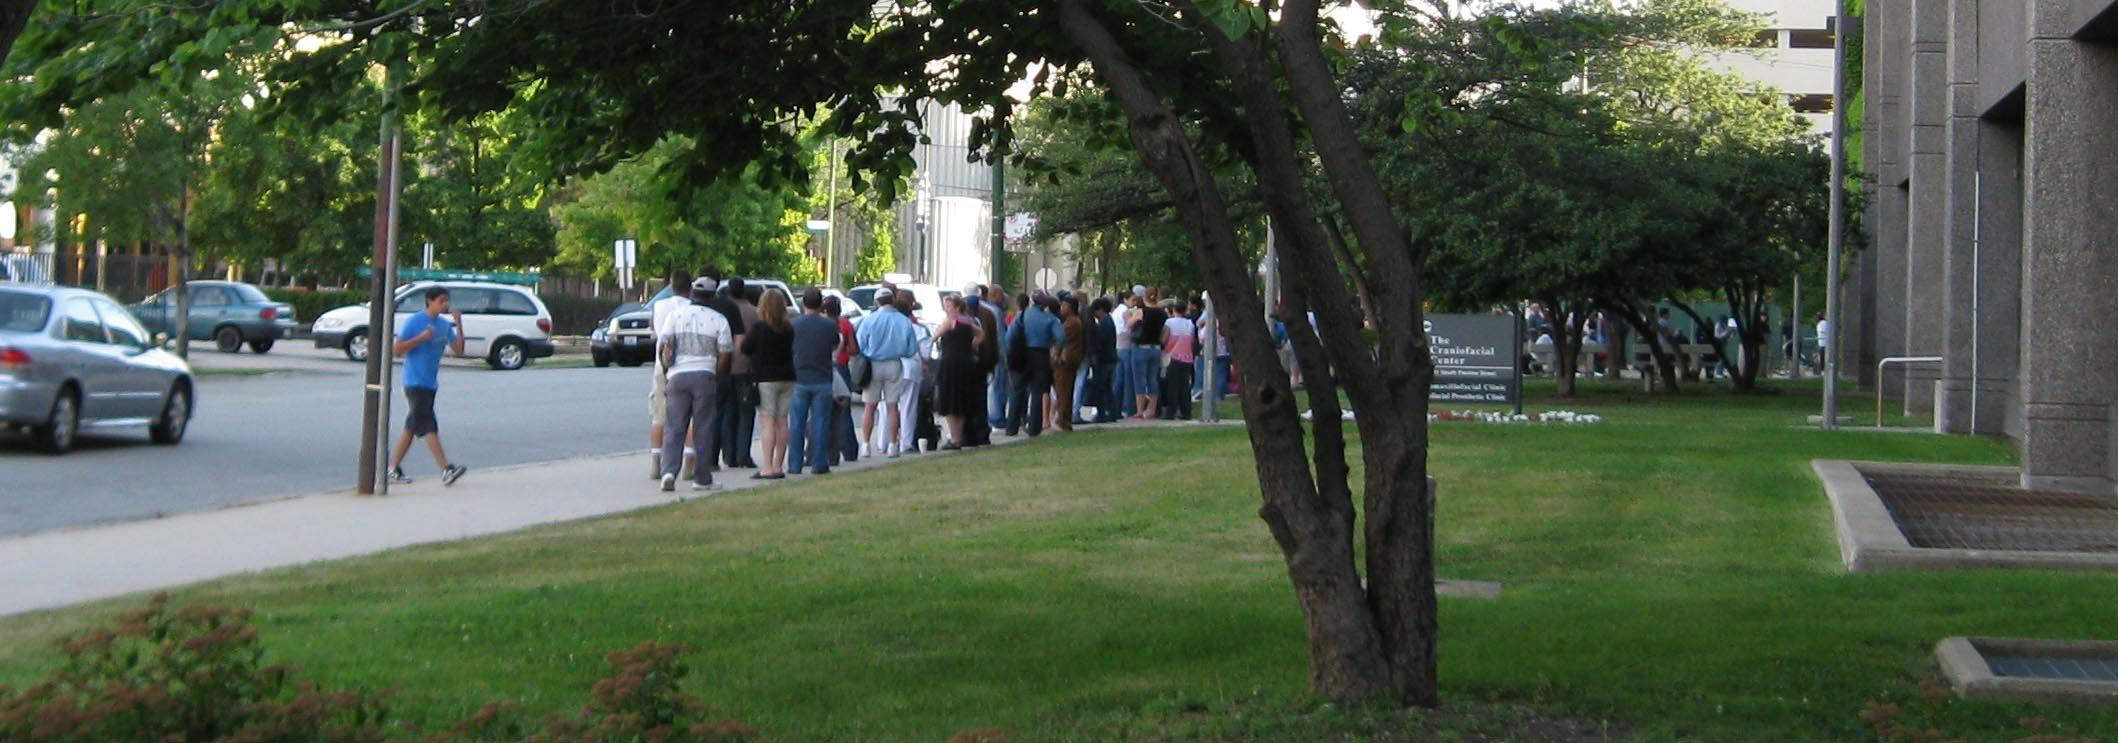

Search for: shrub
xmin=540 ymin=293 xmax=624 ymax=336
xmin=0 ymin=595 xmax=765 ymax=743
xmin=263 ymin=288 xmax=368 ymax=329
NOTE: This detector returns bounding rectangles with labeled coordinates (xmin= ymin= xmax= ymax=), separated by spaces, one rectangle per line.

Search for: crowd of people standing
xmin=646 ymin=269 xmax=1235 ymax=492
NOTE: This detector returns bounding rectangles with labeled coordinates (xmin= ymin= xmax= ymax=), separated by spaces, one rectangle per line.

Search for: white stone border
xmin=1937 ymin=637 xmax=2118 ymax=706
xmin=1811 ymin=460 xmax=2118 ymax=572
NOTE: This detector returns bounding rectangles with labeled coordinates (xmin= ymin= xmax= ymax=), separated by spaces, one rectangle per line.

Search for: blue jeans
xmin=1086 ymin=361 xmax=1118 ymax=420
xmin=1129 ymin=348 xmax=1162 ymax=401
xmin=1112 ymin=351 xmax=1135 ymax=417
xmin=717 ymin=373 xmax=757 ymax=466
xmin=787 ymin=382 xmax=835 ymax=473
xmin=1208 ymin=356 xmax=1232 ymax=406
xmin=987 ymin=359 xmax=1011 ymax=429
xmin=1070 ymin=363 xmax=1091 ymax=421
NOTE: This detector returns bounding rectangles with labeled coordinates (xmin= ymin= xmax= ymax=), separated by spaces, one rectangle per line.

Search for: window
xmin=63 ymin=299 xmax=106 ymax=343
xmin=492 ymin=290 xmax=538 ymax=316
xmin=227 ymin=284 xmax=270 ymax=304
xmin=396 ymin=291 xmax=427 ymax=313
xmin=1789 ymin=29 xmax=1834 ymax=49
xmin=1790 ymin=93 xmax=1835 ymax=113
xmin=447 ymin=289 xmax=495 ymax=315
xmin=0 ymin=290 xmax=51 ymax=332
xmin=189 ymin=286 xmax=229 ymax=307
xmin=92 ymin=298 xmax=150 ymax=348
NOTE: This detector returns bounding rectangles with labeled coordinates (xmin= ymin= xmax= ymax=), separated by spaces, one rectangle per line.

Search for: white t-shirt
xmin=1112 ymin=304 xmax=1135 ymax=350
xmin=657 ymin=303 xmax=734 ymax=377
xmin=649 ymin=294 xmax=693 ymax=374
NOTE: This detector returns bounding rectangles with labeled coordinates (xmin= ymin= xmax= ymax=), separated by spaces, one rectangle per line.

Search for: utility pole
xmin=990 ymin=156 xmax=1006 ymax=288
xmin=1821 ymin=0 xmax=1852 ymax=429
xmin=356 ymin=80 xmax=403 ymax=496
xmin=823 ymin=139 xmax=840 ymax=285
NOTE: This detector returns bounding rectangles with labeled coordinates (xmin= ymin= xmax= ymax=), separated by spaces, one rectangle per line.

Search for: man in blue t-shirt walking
xmin=388 ymin=286 xmax=469 ymax=486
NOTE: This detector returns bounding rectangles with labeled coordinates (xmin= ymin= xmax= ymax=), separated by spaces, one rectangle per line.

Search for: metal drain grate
xmin=1988 ymin=655 xmax=2118 ymax=682
xmin=1861 ymin=471 xmax=2118 ymax=552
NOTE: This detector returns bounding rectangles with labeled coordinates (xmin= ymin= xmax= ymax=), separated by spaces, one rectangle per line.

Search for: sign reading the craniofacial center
xmin=1425 ymin=313 xmax=1520 ymax=405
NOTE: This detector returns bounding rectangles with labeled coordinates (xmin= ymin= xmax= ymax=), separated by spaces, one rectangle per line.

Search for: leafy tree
xmin=550 ymin=137 xmax=819 ymax=291
xmin=189 ymin=93 xmax=380 ymax=281
xmin=401 ymin=108 xmax=555 ymax=271
xmin=9 ymin=0 xmax=1469 ymax=706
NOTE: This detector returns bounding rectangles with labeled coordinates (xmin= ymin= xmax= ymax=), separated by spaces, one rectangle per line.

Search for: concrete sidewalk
xmin=0 ymin=437 xmax=1029 ymax=617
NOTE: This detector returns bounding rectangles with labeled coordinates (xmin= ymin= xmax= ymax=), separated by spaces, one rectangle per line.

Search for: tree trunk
xmin=1540 ymin=296 xmax=1583 ymax=397
xmin=1053 ymin=0 xmax=1398 ymax=703
xmin=1670 ymin=300 xmax=1736 ymax=391
xmin=0 ymin=0 xmax=33 ymax=69
xmin=1601 ymin=301 xmax=1679 ymax=392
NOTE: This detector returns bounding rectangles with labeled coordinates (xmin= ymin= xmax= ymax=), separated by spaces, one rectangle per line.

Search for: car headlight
xmin=592 ymin=328 xmax=607 ymax=341
xmin=316 ymin=317 xmax=343 ymax=331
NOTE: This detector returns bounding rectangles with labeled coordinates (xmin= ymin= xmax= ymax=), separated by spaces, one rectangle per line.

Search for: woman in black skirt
xmin=933 ymin=295 xmax=986 ymax=449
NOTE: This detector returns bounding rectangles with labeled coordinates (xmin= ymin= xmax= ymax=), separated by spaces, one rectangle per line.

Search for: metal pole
xmin=1512 ymin=303 xmax=1525 ymax=416
xmin=376 ymin=128 xmax=403 ymax=496
xmin=1791 ymin=276 xmax=1802 ymax=380
xmin=1821 ymin=0 xmax=1851 ymax=430
xmin=356 ymin=93 xmax=400 ymax=495
xmin=1201 ymin=292 xmax=1218 ymax=423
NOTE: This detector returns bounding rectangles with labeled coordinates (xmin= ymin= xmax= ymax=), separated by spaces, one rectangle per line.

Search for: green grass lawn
xmin=2 ymin=379 xmax=2111 ymax=742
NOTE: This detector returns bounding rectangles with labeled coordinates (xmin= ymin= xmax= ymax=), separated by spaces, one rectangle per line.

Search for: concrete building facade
xmin=1860 ymin=0 xmax=2118 ymax=495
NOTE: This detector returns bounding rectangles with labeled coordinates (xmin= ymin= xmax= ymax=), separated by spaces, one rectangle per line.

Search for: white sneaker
xmin=651 ymin=450 xmax=663 ymax=481
xmin=887 ymin=445 xmax=901 ymax=459
xmin=661 ymin=473 xmax=676 ymax=492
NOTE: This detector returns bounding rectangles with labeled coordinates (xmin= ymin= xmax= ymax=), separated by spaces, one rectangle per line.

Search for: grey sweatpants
xmin=662 ymin=371 xmax=720 ymax=484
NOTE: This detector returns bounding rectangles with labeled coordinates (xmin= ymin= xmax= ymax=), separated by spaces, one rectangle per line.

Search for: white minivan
xmin=310 ymin=281 xmax=556 ymax=370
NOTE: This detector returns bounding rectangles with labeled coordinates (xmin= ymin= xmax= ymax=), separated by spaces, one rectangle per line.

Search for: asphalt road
xmin=1 ymin=348 xmax=653 ymax=538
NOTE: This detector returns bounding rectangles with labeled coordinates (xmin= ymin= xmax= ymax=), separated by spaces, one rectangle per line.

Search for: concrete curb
xmin=1937 ymin=637 xmax=2118 ymax=706
xmin=1811 ymin=460 xmax=2118 ymax=572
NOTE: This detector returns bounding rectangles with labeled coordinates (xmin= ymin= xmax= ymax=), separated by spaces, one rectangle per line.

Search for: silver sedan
xmin=0 ymin=283 xmax=195 ymax=453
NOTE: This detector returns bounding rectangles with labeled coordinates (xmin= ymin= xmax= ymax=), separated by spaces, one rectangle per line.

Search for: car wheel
xmin=345 ymin=331 xmax=369 ymax=362
xmin=150 ymin=384 xmax=191 ymax=445
xmin=34 ymin=389 xmax=79 ymax=454
xmin=248 ymin=338 xmax=275 ymax=354
xmin=593 ymin=350 xmax=611 ymax=368
xmin=489 ymin=339 xmax=527 ymax=370
xmin=215 ymin=326 xmax=243 ymax=353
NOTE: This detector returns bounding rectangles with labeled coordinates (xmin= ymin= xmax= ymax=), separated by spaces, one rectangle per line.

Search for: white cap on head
xmin=691 ymin=276 xmax=719 ymax=294
xmin=1131 ymin=284 xmax=1147 ymax=296
xmin=875 ymin=287 xmax=895 ymax=304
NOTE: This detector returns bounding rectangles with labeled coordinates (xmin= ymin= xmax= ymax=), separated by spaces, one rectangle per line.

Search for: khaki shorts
xmin=649 ymin=365 xmax=668 ymax=425
xmin=862 ymin=358 xmax=905 ymax=404
xmin=757 ymin=381 xmax=796 ymax=417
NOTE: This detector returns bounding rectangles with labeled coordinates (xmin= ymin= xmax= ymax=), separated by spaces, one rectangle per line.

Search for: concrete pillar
xmin=1903 ymin=0 xmax=1950 ymax=417
xmin=1868 ymin=0 xmax=1912 ymax=402
xmin=2019 ymin=1 xmax=2118 ymax=494
xmin=1937 ymin=0 xmax=2025 ymax=436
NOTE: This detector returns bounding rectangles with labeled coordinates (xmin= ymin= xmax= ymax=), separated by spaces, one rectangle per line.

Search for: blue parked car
xmin=1 ymin=282 xmax=195 ymax=453
xmin=131 ymin=281 xmax=298 ymax=353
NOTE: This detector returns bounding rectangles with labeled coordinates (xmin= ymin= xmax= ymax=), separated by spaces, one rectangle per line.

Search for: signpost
xmin=613 ymin=238 xmax=638 ymax=294
xmin=1425 ymin=313 xmax=1521 ymax=409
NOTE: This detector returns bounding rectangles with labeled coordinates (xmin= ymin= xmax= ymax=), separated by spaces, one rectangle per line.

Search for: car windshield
xmin=0 ymin=289 xmax=52 ymax=332
xmin=227 ymin=284 xmax=270 ymax=303
xmin=850 ymin=287 xmax=878 ymax=310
